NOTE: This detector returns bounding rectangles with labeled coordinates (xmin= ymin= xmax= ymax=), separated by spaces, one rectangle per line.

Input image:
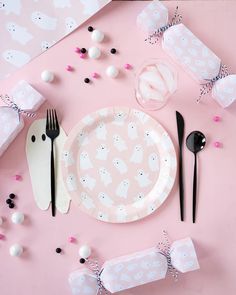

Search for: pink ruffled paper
xmin=0 ymin=80 xmax=45 ymax=157
xmin=137 ymin=0 xmax=236 ymax=108
xmin=69 ymin=237 xmax=199 ymax=295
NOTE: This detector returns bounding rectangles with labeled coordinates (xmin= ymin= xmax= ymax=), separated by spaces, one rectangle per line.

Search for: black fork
xmin=46 ymin=109 xmax=60 ymax=217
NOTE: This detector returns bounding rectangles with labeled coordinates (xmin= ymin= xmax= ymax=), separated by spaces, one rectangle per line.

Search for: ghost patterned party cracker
xmin=69 ymin=236 xmax=200 ymax=294
xmin=0 ymin=80 xmax=45 ymax=157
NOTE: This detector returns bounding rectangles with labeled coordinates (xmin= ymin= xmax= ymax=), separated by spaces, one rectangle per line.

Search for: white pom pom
xmin=91 ymin=30 xmax=104 ymax=43
xmin=11 ymin=212 xmax=24 ymax=224
xmin=88 ymin=47 xmax=101 ymax=59
xmin=9 ymin=244 xmax=23 ymax=257
xmin=106 ymin=65 xmax=119 ymax=78
xmin=79 ymin=245 xmax=91 ymax=259
xmin=0 ymin=217 xmax=3 ymax=226
xmin=41 ymin=70 xmax=54 ymax=83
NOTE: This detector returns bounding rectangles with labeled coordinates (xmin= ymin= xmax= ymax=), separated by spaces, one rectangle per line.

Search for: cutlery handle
xmin=179 ymin=149 xmax=184 ymax=221
xmin=50 ymin=141 xmax=56 ymax=217
xmin=193 ymin=153 xmax=197 ymax=223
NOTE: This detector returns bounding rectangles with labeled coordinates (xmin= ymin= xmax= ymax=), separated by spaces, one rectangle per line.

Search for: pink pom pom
xmin=213 ymin=115 xmax=221 ymax=122
xmin=75 ymin=47 xmax=80 ymax=53
xmin=214 ymin=141 xmax=221 ymax=148
xmin=0 ymin=234 xmax=5 ymax=240
xmin=92 ymin=72 xmax=99 ymax=79
xmin=14 ymin=174 xmax=22 ymax=181
xmin=68 ymin=236 xmax=76 ymax=243
xmin=79 ymin=53 xmax=86 ymax=59
xmin=124 ymin=63 xmax=132 ymax=70
xmin=66 ymin=65 xmax=73 ymax=72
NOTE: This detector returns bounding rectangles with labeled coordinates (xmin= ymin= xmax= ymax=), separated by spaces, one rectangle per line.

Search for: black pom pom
xmin=80 ymin=48 xmax=86 ymax=54
xmin=9 ymin=193 xmax=16 ymax=199
xmin=88 ymin=26 xmax=94 ymax=32
xmin=110 ymin=48 xmax=117 ymax=54
xmin=80 ymin=258 xmax=86 ymax=264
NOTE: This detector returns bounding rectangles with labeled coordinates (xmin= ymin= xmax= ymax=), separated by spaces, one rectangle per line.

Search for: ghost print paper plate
xmin=61 ymin=107 xmax=177 ymax=223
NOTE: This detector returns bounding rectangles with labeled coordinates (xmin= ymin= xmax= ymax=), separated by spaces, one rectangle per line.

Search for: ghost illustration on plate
xmin=99 ymin=167 xmax=112 ymax=186
xmin=77 ymin=130 xmax=89 ymax=146
xmin=116 ymin=179 xmax=130 ymax=198
xmin=130 ymin=144 xmax=143 ymax=164
xmin=113 ymin=134 xmax=127 ymax=151
xmin=96 ymin=144 xmax=109 ymax=161
xmin=128 ymin=122 xmax=138 ymax=140
xmin=113 ymin=158 xmax=127 ymax=174
xmin=98 ymin=192 xmax=114 ymax=207
xmin=80 ymin=151 xmax=93 ymax=170
xmin=81 ymin=192 xmax=95 ymax=210
xmin=80 ymin=175 xmax=96 ymax=191
xmin=148 ymin=153 xmax=159 ymax=172
xmin=113 ymin=111 xmax=127 ymax=126
xmin=96 ymin=122 xmax=107 ymax=140
xmin=135 ymin=169 xmax=151 ymax=188
xmin=62 ymin=150 xmax=74 ymax=167
xmin=116 ymin=205 xmax=127 ymax=222
xmin=97 ymin=211 xmax=109 ymax=222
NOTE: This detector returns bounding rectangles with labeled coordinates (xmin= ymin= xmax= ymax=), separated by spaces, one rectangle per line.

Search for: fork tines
xmin=46 ymin=109 xmax=59 ymax=133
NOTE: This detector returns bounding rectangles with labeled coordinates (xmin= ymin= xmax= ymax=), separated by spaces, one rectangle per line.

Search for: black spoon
xmin=186 ymin=131 xmax=206 ymax=223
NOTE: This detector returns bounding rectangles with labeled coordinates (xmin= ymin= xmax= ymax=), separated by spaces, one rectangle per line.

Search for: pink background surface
xmin=0 ymin=1 xmax=236 ymax=294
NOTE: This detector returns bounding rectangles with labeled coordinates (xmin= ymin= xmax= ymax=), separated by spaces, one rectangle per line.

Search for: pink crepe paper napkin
xmin=0 ymin=0 xmax=111 ymax=80
xmin=69 ymin=237 xmax=199 ymax=294
xmin=137 ymin=0 xmax=236 ymax=108
xmin=0 ymin=80 xmax=45 ymax=157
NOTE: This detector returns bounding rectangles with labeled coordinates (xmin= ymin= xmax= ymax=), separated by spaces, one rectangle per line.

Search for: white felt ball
xmin=41 ymin=70 xmax=54 ymax=83
xmin=11 ymin=212 xmax=24 ymax=224
xmin=88 ymin=47 xmax=101 ymax=59
xmin=9 ymin=244 xmax=23 ymax=257
xmin=91 ymin=30 xmax=104 ymax=43
xmin=106 ymin=65 xmax=119 ymax=78
xmin=79 ymin=245 xmax=91 ymax=259
xmin=0 ymin=217 xmax=3 ymax=226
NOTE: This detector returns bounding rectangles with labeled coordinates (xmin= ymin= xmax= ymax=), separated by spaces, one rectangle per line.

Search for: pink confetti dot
xmin=124 ymin=63 xmax=132 ymax=70
xmin=0 ymin=234 xmax=5 ymax=240
xmin=75 ymin=47 xmax=80 ymax=53
xmin=214 ymin=141 xmax=221 ymax=148
xmin=68 ymin=236 xmax=76 ymax=243
xmin=213 ymin=115 xmax=221 ymax=122
xmin=66 ymin=65 xmax=73 ymax=72
xmin=79 ymin=53 xmax=86 ymax=59
xmin=13 ymin=174 xmax=22 ymax=181
xmin=92 ymin=72 xmax=99 ymax=78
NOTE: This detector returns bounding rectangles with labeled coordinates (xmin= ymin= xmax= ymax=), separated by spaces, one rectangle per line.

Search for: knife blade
xmin=176 ymin=111 xmax=185 ymax=221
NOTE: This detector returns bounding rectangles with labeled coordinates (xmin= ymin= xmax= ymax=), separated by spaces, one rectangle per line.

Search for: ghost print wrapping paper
xmin=0 ymin=0 xmax=111 ymax=79
xmin=137 ymin=0 xmax=236 ymax=108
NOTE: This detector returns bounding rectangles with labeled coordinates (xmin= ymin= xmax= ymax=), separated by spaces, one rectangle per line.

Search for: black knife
xmin=176 ymin=111 xmax=185 ymax=221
